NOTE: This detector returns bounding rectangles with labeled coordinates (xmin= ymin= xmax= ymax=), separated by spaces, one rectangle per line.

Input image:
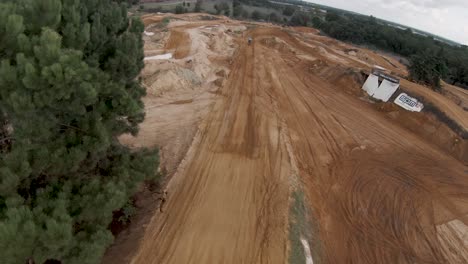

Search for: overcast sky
xmin=307 ymin=0 xmax=468 ymax=45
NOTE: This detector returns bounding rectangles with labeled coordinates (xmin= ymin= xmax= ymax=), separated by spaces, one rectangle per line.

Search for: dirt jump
xmin=107 ymin=14 xmax=468 ymax=264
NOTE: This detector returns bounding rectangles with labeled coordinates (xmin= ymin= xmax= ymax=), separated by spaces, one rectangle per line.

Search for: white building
xmin=362 ymin=67 xmax=400 ymax=102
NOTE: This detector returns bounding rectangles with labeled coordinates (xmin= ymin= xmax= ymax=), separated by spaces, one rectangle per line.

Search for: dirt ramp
xmin=383 ymin=107 xmax=468 ymax=164
xmin=165 ymin=30 xmax=191 ymax=59
xmin=142 ymin=15 xmax=164 ymax=26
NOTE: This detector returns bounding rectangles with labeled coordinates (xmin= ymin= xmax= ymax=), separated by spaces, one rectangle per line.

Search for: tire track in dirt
xmin=252 ymin=27 xmax=468 ymax=264
xmin=131 ymin=23 xmax=468 ymax=264
xmin=131 ymin=36 xmax=290 ymax=264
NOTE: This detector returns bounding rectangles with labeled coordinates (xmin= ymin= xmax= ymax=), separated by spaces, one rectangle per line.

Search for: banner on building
xmin=394 ymin=93 xmax=424 ymax=112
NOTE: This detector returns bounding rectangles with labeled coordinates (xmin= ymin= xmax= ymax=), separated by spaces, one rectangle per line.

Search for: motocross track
xmin=113 ymin=14 xmax=468 ymax=264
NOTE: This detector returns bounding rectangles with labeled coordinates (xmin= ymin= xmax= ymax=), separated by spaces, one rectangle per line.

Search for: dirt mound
xmin=311 ymin=65 xmax=365 ymax=95
xmin=260 ymin=36 xmax=295 ymax=53
xmin=143 ymin=31 xmax=169 ymax=55
xmin=165 ymin=30 xmax=191 ymax=59
xmin=442 ymin=82 xmax=468 ymax=110
xmin=142 ymin=15 xmax=164 ymax=26
xmin=143 ymin=67 xmax=201 ymax=96
xmin=293 ymin=26 xmax=320 ymax=34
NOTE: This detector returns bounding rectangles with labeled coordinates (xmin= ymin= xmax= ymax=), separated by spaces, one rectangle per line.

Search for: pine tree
xmin=194 ymin=0 xmax=202 ymax=13
xmin=0 ymin=1 xmax=159 ymax=263
xmin=409 ymin=52 xmax=448 ymax=90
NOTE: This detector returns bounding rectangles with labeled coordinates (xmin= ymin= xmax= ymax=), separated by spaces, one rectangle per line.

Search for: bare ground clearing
xmin=104 ymin=14 xmax=468 ymax=264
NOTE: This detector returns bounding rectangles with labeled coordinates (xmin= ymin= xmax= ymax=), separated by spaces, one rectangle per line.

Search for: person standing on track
xmin=157 ymin=190 xmax=168 ymax=213
xmin=248 ymin=36 xmax=252 ymax=46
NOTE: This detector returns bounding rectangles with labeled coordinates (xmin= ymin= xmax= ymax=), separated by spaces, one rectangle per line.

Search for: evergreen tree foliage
xmin=409 ymin=52 xmax=448 ymax=89
xmin=214 ymin=2 xmax=230 ymax=16
xmin=232 ymin=0 xmax=243 ymax=17
xmin=251 ymin=10 xmax=263 ymax=20
xmin=0 ymin=1 xmax=159 ymax=263
xmin=175 ymin=5 xmax=185 ymax=14
xmin=311 ymin=16 xmax=322 ymax=28
xmin=194 ymin=0 xmax=202 ymax=13
xmin=289 ymin=12 xmax=310 ymax=26
xmin=268 ymin=12 xmax=280 ymax=23
xmin=282 ymin=6 xmax=295 ymax=16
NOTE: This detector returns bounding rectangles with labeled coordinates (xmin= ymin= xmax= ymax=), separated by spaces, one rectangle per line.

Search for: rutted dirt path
xmin=131 ymin=32 xmax=291 ymax=264
xmin=251 ymin=27 xmax=468 ymax=263
xmin=115 ymin=15 xmax=468 ymax=264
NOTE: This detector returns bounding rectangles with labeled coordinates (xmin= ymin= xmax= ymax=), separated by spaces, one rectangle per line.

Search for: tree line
xmin=0 ymin=0 xmax=158 ymax=263
xmin=313 ymin=12 xmax=468 ymax=90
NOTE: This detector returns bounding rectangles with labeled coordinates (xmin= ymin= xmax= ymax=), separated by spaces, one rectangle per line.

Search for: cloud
xmin=353 ymin=0 xmax=467 ymax=10
xmin=404 ymin=0 xmax=468 ymax=9
xmin=307 ymin=0 xmax=468 ymax=44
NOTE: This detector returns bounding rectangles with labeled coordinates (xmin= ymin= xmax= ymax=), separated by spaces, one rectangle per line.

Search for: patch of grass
xmin=289 ymin=189 xmax=322 ymax=264
xmin=150 ymin=17 xmax=172 ymax=30
xmin=289 ymin=190 xmax=307 ymax=264
xmin=162 ymin=17 xmax=171 ymax=25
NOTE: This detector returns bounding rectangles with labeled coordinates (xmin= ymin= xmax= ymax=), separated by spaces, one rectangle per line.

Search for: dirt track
xmin=131 ymin=27 xmax=291 ymax=264
xmin=114 ymin=15 xmax=468 ymax=264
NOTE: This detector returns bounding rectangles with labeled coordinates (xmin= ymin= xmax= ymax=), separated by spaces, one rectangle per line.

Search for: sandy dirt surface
xmin=105 ymin=14 xmax=468 ymax=264
xmin=165 ymin=30 xmax=191 ymax=59
xmin=132 ymin=38 xmax=291 ymax=263
xmin=442 ymin=82 xmax=468 ymax=110
xmin=401 ymin=79 xmax=468 ymax=130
